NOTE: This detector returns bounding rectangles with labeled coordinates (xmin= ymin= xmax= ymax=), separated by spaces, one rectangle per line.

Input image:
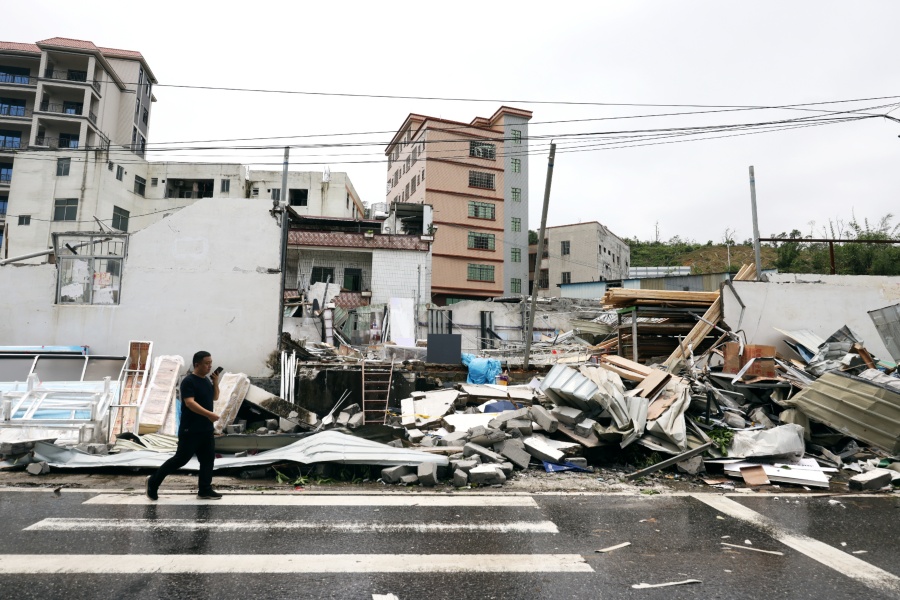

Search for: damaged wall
xmin=0 ymin=198 xmax=281 ymax=376
xmin=722 ymin=275 xmax=900 ymax=361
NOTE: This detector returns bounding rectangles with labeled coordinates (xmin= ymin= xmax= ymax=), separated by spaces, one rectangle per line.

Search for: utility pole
xmin=748 ymin=166 xmax=763 ymax=281
xmin=277 ymin=146 xmax=290 ymax=351
xmin=524 ymin=143 xmax=556 ymax=370
xmin=416 ymin=263 xmax=422 ymax=342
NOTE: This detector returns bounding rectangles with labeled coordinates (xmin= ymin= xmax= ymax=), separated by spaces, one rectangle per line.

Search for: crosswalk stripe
xmin=694 ymin=494 xmax=900 ymax=596
xmin=26 ymin=518 xmax=559 ymax=534
xmin=84 ymin=494 xmax=538 ymax=507
xmin=0 ymin=554 xmax=593 ymax=573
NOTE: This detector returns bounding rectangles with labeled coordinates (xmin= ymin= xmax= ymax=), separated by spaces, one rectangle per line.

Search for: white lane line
xmin=0 ymin=554 xmax=593 ymax=574
xmin=84 ymin=494 xmax=537 ymax=507
xmin=694 ymin=494 xmax=900 ymax=596
xmin=26 ymin=518 xmax=559 ymax=534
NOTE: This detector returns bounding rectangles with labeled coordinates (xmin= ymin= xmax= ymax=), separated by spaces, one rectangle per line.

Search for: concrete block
xmin=448 ymin=452 xmax=465 ymax=460
xmin=529 ymin=405 xmax=559 ymax=433
xmin=463 ymin=442 xmax=505 ymax=464
xmin=676 ymin=456 xmax=703 ymax=475
xmin=565 ymin=457 xmax=589 ymax=469
xmin=442 ymin=431 xmax=470 ymax=445
xmin=468 ymin=464 xmax=506 ymax=486
xmin=420 ymin=435 xmax=436 ymax=447
xmin=450 ymin=459 xmax=479 ymax=473
xmin=288 ymin=410 xmax=299 ymax=419
xmin=575 ymin=418 xmax=598 ymax=438
xmin=399 ymin=473 xmax=419 ymax=484
xmin=488 ymin=408 xmax=532 ymax=430
xmin=495 ymin=439 xmax=532 ymax=470
xmin=469 ymin=426 xmax=507 ymax=446
xmin=505 ymin=419 xmax=533 ymax=436
xmin=386 ymin=439 xmax=405 ymax=448
xmin=256 ymin=427 xmax=269 ymax=435
xmin=265 ymin=419 xmax=279 ymax=430
xmin=279 ymin=418 xmax=299 ymax=433
xmin=452 ymin=469 xmax=468 ymax=488
xmin=849 ymin=469 xmax=893 ymax=490
xmin=336 ymin=412 xmax=351 ymax=427
xmin=343 ymin=403 xmax=362 ymax=416
xmin=381 ymin=465 xmax=413 ymax=484
xmin=524 ymin=437 xmax=565 ymax=464
xmin=417 ymin=462 xmax=439 ymax=486
xmin=507 ymin=428 xmax=523 ymax=439
xmin=225 ymin=423 xmax=246 ymax=434
xmin=347 ymin=412 xmax=364 ymax=429
xmin=498 ymin=462 xmax=514 ymax=477
xmin=25 ymin=461 xmax=49 ymax=476
xmin=551 ymin=406 xmax=584 ymax=426
xmin=724 ymin=413 xmax=747 ymax=429
xmin=407 ymin=429 xmax=426 ymax=444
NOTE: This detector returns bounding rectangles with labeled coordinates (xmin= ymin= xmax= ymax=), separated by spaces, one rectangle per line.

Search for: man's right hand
xmin=208 ymin=412 xmax=220 ymax=423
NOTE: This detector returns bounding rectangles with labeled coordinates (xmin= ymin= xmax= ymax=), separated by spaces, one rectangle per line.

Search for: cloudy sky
xmin=11 ymin=0 xmax=900 ymax=243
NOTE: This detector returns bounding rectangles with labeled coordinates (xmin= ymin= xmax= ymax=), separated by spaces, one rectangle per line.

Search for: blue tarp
xmin=542 ymin=460 xmax=594 ymax=473
xmin=483 ymin=400 xmax=519 ymax=413
xmin=461 ymin=353 xmax=502 ymax=384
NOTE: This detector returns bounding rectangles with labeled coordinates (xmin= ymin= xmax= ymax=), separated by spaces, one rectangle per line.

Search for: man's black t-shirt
xmin=179 ymin=374 xmax=215 ymax=435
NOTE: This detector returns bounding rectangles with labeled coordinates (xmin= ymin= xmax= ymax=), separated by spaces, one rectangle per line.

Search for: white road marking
xmin=26 ymin=518 xmax=558 ymax=534
xmin=84 ymin=494 xmax=538 ymax=507
xmin=0 ymin=554 xmax=593 ymax=574
xmin=694 ymin=494 xmax=900 ymax=596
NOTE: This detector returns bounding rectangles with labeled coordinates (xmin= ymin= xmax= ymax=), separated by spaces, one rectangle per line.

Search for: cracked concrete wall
xmin=0 ymin=198 xmax=281 ymax=376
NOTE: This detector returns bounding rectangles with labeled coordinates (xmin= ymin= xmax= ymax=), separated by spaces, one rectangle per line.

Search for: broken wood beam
xmin=625 ymin=442 xmax=713 ymax=480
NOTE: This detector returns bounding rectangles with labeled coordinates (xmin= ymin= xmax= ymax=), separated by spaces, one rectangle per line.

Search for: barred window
xmin=467 ymin=263 xmax=495 ymax=282
xmin=511 ymin=187 xmax=521 ymax=202
xmin=511 ymin=158 xmax=521 ymax=173
xmin=469 ymin=141 xmax=496 ymax=160
xmin=468 ymin=231 xmax=496 ymax=251
xmin=511 ymin=217 xmax=521 ymax=232
xmin=468 ymin=201 xmax=495 ymax=220
xmin=511 ymin=129 xmax=522 ymax=145
xmin=468 ymin=171 xmax=495 ymax=190
xmin=511 ymin=247 xmax=521 ymax=262
xmin=511 ymin=278 xmax=522 ymax=294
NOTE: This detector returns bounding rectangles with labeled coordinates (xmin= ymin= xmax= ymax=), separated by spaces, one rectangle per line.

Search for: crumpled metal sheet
xmin=729 ymin=424 xmax=805 ymax=459
xmin=33 ymin=430 xmax=449 ymax=471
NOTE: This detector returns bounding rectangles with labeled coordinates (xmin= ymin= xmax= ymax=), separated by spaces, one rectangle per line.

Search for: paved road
xmin=0 ymin=488 xmax=898 ymax=599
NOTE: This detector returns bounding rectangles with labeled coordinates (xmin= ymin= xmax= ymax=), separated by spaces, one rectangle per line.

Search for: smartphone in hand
xmin=213 ymin=366 xmax=224 ymax=377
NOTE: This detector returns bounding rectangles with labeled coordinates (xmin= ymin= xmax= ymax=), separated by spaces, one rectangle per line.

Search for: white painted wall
xmin=722 ymin=276 xmax=900 ymax=361
xmin=0 ymin=198 xmax=281 ymax=376
xmin=371 ymin=248 xmax=431 ymax=306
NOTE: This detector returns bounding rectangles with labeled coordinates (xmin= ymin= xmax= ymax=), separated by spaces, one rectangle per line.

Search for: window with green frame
xmin=467 ymin=263 xmax=495 ymax=282
xmin=468 ymin=231 xmax=495 ymax=250
xmin=511 ymin=217 xmax=521 ymax=232
xmin=511 ymin=278 xmax=522 ymax=294
xmin=511 ymin=187 xmax=521 ymax=202
xmin=468 ymin=200 xmax=495 ymax=220
xmin=511 ymin=247 xmax=521 ymax=262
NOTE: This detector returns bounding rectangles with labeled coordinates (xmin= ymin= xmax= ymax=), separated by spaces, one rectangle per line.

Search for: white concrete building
xmin=248 ymin=170 xmax=364 ymax=220
xmin=530 ymin=222 xmax=631 ymax=297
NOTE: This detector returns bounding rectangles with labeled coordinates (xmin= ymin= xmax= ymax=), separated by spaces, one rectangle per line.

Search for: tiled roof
xmin=0 ymin=41 xmax=41 ymax=53
xmin=289 ymin=230 xmax=430 ymax=252
xmin=36 ymin=37 xmax=144 ymax=61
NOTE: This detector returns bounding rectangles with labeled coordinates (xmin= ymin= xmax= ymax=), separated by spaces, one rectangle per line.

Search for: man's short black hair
xmin=192 ymin=351 xmax=211 ymax=367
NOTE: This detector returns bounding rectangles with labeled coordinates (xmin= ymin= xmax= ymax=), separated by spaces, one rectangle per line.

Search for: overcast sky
xmin=10 ymin=1 xmax=900 ymax=243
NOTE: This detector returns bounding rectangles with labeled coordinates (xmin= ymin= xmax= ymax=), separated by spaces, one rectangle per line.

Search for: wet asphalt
xmin=0 ymin=489 xmax=898 ymax=600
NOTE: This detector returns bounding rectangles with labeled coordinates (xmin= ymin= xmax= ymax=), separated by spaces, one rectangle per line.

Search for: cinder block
xmin=407 ymin=429 xmax=426 ymax=444
xmin=347 ymin=412 xmax=364 ymax=429
xmin=523 ymin=437 xmax=565 ymax=464
xmin=463 ymin=442 xmax=505 ymax=464
xmin=265 ymin=419 xmax=279 ymax=430
xmin=453 ymin=469 xmax=468 ymax=488
xmin=399 ymin=473 xmax=419 ymax=484
xmin=417 ymin=462 xmax=438 ymax=486
xmin=225 ymin=424 xmax=246 ymax=434
xmin=279 ymin=418 xmax=299 ymax=433
xmin=505 ymin=419 xmax=533 ymax=437
xmin=256 ymin=427 xmax=269 ymax=435
xmin=468 ymin=464 xmax=506 ymax=486
xmin=551 ymin=406 xmax=584 ymax=426
xmin=488 ymin=408 xmax=531 ymax=430
xmin=565 ymin=457 xmax=589 ymax=469
xmin=381 ymin=465 xmax=413 ymax=484
xmin=442 ymin=431 xmax=470 ymax=445
xmin=450 ymin=459 xmax=478 ymax=473
xmin=575 ymin=418 xmax=598 ymax=438
xmin=386 ymin=439 xmax=405 ymax=448
xmin=498 ymin=462 xmax=514 ymax=477
xmin=529 ymin=405 xmax=559 ymax=433
xmin=420 ymin=436 xmax=436 ymax=447
xmin=495 ymin=439 xmax=531 ymax=470
xmin=25 ymin=461 xmax=49 ymax=476
xmin=336 ymin=412 xmax=351 ymax=427
xmin=849 ymin=469 xmax=893 ymax=490
xmin=469 ymin=427 xmax=506 ymax=446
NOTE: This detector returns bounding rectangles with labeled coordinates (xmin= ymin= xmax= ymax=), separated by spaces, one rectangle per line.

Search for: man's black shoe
xmin=197 ymin=489 xmax=223 ymax=500
xmin=146 ymin=476 xmax=158 ymax=501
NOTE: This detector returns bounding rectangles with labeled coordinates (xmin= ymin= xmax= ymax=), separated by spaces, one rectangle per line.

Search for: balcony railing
xmin=38 ymin=102 xmax=84 ymax=117
xmin=43 ymin=69 xmax=101 ymax=94
xmin=0 ymin=107 xmax=32 ymax=119
xmin=0 ymin=73 xmax=34 ymax=86
xmin=89 ymin=110 xmax=97 ymax=124
xmin=0 ymin=173 xmax=10 ymax=184
xmin=34 ymin=136 xmax=79 ymax=149
xmin=0 ymin=138 xmax=24 ymax=149
xmin=0 ymin=201 xmax=7 ymax=215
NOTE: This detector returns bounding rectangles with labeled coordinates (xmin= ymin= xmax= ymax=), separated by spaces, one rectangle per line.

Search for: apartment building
xmin=384 ymin=106 xmax=532 ymax=305
xmin=529 ymin=222 xmax=631 ymax=297
xmin=0 ymin=37 xmax=156 ymax=253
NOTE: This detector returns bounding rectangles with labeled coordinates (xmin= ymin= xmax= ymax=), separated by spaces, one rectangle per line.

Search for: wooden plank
xmin=555 ymin=423 xmax=602 ymax=448
xmin=597 ymin=362 xmax=645 ymax=382
xmin=635 ymin=370 xmax=670 ymax=398
xmin=602 ymin=355 xmax=652 ymax=376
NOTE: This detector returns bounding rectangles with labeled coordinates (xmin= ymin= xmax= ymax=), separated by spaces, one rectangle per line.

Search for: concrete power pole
xmin=523 ymin=143 xmax=557 ymax=370
xmin=277 ymin=147 xmax=290 ymax=351
xmin=748 ymin=166 xmax=763 ymax=281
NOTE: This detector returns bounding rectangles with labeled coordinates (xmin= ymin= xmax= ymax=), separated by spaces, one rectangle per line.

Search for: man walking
xmin=146 ymin=351 xmax=223 ymax=500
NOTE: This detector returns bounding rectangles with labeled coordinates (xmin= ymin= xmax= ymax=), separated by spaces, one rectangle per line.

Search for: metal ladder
xmin=361 ymin=360 xmax=393 ymax=424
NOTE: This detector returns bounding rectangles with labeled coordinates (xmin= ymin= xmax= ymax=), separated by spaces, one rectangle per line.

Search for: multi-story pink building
xmin=385 ymin=106 xmax=532 ymax=305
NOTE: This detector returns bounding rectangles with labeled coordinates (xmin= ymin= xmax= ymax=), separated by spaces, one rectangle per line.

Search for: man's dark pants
xmin=149 ymin=431 xmax=215 ymax=492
